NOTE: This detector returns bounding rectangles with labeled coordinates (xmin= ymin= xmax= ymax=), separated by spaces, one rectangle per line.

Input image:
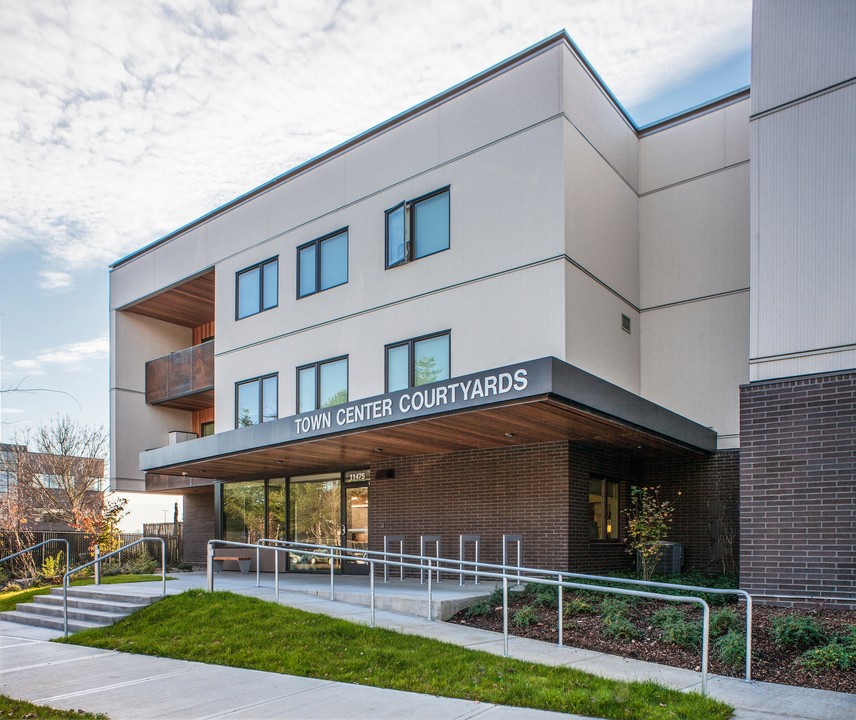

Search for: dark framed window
xmin=298 ymin=229 xmax=348 ymax=298
xmin=236 ymin=258 xmax=278 ymax=319
xmin=297 ymin=356 xmax=348 ymax=413
xmin=385 ymin=331 xmax=450 ymax=392
xmin=235 ymin=374 xmax=278 ymax=427
xmin=385 ymin=187 xmax=450 ymax=268
xmin=589 ymin=478 xmax=620 ymax=540
xmin=201 ymin=421 xmax=215 ymax=437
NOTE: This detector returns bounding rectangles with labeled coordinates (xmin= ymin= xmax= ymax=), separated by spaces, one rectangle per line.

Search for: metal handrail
xmin=1 ymin=539 xmax=70 ymax=577
xmin=62 ymin=537 xmax=166 ymax=637
xmin=210 ymin=539 xmax=717 ymax=696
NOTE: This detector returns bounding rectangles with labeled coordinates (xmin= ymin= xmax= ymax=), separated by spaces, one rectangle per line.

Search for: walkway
xmin=2 ymin=573 xmax=853 ymax=720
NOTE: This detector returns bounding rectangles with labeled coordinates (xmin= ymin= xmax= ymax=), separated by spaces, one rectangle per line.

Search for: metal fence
xmin=1 ymin=525 xmax=183 ymax=577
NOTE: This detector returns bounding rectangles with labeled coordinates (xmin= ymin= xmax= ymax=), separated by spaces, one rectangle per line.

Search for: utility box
xmin=636 ymin=541 xmax=683 ymax=576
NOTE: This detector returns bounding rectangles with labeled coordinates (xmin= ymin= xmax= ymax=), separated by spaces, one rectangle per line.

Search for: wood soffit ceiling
xmin=125 ymin=271 xmax=215 ymax=327
xmin=145 ymin=397 xmax=703 ymax=491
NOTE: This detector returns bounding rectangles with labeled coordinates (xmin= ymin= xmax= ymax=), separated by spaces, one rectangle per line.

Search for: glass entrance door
xmin=288 ymin=473 xmax=341 ymax=572
xmin=343 ymin=484 xmax=369 ymax=575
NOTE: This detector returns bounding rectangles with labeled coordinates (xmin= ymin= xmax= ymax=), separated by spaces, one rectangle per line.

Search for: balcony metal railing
xmin=145 ymin=340 xmax=214 ymax=407
xmin=207 ymin=538 xmax=756 ymax=697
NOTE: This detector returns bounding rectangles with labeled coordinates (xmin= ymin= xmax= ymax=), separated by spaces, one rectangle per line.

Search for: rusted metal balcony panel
xmin=146 ymin=340 xmax=214 ymax=409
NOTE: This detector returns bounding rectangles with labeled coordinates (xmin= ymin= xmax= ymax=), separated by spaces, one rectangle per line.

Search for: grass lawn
xmin=62 ymin=590 xmax=732 ymax=720
xmin=0 ymin=694 xmax=107 ymax=719
xmin=0 ymin=575 xmax=173 ymax=613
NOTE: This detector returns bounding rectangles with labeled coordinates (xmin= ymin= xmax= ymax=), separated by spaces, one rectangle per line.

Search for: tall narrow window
xmin=297 ymin=357 xmax=348 ymax=413
xmin=589 ymin=478 xmax=620 ymax=540
xmin=385 ymin=188 xmax=449 ymax=268
xmin=236 ymin=374 xmax=278 ymax=427
xmin=298 ymin=229 xmax=348 ymax=298
xmin=385 ymin=332 xmax=450 ymax=392
xmin=236 ymin=258 xmax=278 ymax=319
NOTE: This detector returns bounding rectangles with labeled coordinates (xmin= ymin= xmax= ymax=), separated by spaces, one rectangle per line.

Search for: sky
xmin=0 ymin=0 xmax=752 ymax=530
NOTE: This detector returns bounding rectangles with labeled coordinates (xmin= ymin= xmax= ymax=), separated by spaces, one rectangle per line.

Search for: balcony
xmin=145 ymin=340 xmax=214 ymax=410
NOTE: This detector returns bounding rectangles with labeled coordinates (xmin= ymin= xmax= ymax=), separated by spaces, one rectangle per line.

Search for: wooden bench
xmin=213 ymin=556 xmax=252 ymax=574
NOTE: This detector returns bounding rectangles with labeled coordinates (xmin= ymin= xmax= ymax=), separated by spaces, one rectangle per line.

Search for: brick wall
xmin=740 ymin=371 xmax=856 ymax=608
xmin=370 ymin=442 xmax=570 ymax=572
xmin=646 ymin=452 xmax=740 ymax=574
xmin=182 ymin=487 xmax=216 ymax=564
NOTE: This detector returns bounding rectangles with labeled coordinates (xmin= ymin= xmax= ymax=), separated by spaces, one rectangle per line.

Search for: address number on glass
xmin=345 ymin=471 xmax=367 ymax=482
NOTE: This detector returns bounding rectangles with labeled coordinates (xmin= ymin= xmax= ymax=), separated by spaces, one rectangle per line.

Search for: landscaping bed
xmin=448 ymin=578 xmax=856 ymax=695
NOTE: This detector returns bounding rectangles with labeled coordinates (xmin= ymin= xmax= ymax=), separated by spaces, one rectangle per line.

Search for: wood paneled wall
xmin=193 ymin=321 xmax=215 ymax=345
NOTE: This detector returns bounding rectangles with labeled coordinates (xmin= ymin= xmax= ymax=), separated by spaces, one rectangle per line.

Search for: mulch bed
xmin=448 ymin=592 xmax=856 ymax=694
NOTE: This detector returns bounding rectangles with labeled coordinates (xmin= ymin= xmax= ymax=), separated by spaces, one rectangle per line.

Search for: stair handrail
xmin=62 ymin=536 xmax=166 ymax=638
xmin=1 ymin=538 xmax=70 ymax=577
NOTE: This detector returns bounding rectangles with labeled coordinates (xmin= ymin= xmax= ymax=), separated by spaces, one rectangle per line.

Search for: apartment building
xmin=109 ymin=0 xmax=855 ymax=607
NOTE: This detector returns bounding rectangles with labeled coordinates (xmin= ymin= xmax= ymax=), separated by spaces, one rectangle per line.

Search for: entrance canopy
xmin=141 ymin=357 xmax=716 ymax=491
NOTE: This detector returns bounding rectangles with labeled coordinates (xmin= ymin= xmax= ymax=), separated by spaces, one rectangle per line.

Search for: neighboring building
xmin=0 ymin=442 xmax=105 ymax=532
xmin=109 ymin=1 xmax=855 ymax=607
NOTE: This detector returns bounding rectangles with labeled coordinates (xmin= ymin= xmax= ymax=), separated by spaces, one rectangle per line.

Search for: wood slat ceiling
xmin=124 ymin=271 xmax=215 ymax=327
xmin=146 ymin=397 xmax=702 ymax=489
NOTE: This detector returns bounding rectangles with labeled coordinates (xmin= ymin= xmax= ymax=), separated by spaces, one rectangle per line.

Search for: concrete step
xmin=38 ymin=594 xmax=154 ymax=613
xmin=0 ymin=609 xmax=102 ymax=633
xmin=51 ymin=587 xmax=157 ymax=605
xmin=16 ymin=600 xmax=126 ymax=624
xmin=0 ymin=584 xmax=161 ymax=633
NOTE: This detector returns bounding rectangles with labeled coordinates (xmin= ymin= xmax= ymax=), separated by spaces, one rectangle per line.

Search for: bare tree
xmin=7 ymin=416 xmax=107 ymax=530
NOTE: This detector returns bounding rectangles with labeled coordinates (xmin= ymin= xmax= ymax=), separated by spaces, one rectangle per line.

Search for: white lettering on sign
xmin=293 ymin=368 xmax=529 ymax=435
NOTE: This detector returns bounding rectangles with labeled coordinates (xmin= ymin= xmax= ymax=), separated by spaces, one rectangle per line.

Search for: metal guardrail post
xmin=94 ymin=546 xmax=100 ymax=585
xmin=502 ymin=534 xmax=522 ymax=586
xmin=274 ymin=550 xmax=280 ymax=603
xmin=330 ymin=547 xmax=335 ymax=601
xmin=207 ymin=542 xmax=215 ymax=592
xmin=256 ymin=546 xmax=260 ymax=588
xmin=502 ymin=575 xmax=509 ymax=657
xmin=160 ymin=538 xmax=166 ymax=596
xmin=701 ymin=600 xmax=710 ymax=696
xmin=426 ymin=557 xmax=433 ymax=620
xmin=745 ymin=595 xmax=753 ymax=682
xmin=370 ymin=560 xmax=376 ymax=628
xmin=558 ymin=578 xmax=563 ymax=647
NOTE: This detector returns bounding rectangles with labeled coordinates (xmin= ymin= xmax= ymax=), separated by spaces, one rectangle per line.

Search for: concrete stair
xmin=0 ymin=586 xmax=160 ymax=633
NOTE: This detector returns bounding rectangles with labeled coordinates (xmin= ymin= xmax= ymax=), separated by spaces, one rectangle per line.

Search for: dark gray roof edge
xmin=139 ymin=357 xmax=716 ymax=473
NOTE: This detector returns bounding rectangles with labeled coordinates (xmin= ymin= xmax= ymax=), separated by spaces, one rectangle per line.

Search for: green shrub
xmin=486 ymin=587 xmax=504 ymax=606
xmin=662 ymin=618 xmax=702 ymax=650
xmin=710 ymin=608 xmax=741 ymax=638
xmin=512 ymin=605 xmax=538 ymax=628
xmin=40 ymin=552 xmax=65 ymax=580
xmin=772 ymin=614 xmax=826 ymax=650
xmin=715 ymin=630 xmax=746 ymax=668
xmin=100 ymin=561 xmax=123 ymax=577
xmin=651 ymin=607 xmax=685 ymax=628
xmin=563 ymin=596 xmax=595 ymax=617
xmin=525 ymin=582 xmax=559 ymax=609
xmin=125 ymin=552 xmax=159 ymax=575
xmin=799 ymin=641 xmax=855 ymax=673
xmin=599 ymin=596 xmax=633 ymax=620
xmin=602 ymin=614 xmax=641 ymax=640
xmin=464 ymin=600 xmax=493 ymax=618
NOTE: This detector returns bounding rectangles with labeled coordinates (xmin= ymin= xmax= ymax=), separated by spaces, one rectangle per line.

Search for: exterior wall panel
xmin=641 ymin=292 xmax=748 ymax=445
xmin=752 ymin=0 xmax=856 ymax=115
xmin=640 ymin=164 xmax=749 ymax=309
xmin=749 ymin=83 xmax=856 ymax=377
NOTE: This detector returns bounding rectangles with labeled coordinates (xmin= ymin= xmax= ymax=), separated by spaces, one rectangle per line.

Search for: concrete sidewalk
xmin=2 ymin=573 xmax=854 ymax=719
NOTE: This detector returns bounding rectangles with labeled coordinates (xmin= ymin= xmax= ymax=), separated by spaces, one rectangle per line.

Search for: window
xmin=298 ymin=229 xmax=348 ymax=298
xmin=201 ymin=421 xmax=215 ymax=437
xmin=386 ymin=331 xmax=450 ymax=392
xmin=297 ymin=357 xmax=348 ymax=413
xmin=37 ymin=474 xmax=62 ymax=489
xmin=385 ymin=187 xmax=450 ymax=268
xmin=589 ymin=478 xmax=620 ymax=540
xmin=236 ymin=258 xmax=278 ymax=319
xmin=236 ymin=374 xmax=278 ymax=427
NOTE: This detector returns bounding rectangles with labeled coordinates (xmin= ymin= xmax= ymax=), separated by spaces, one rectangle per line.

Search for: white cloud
xmin=37 ymin=270 xmax=73 ymax=291
xmin=0 ymin=0 xmax=751 ymax=281
xmin=6 ymin=332 xmax=108 ymax=376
